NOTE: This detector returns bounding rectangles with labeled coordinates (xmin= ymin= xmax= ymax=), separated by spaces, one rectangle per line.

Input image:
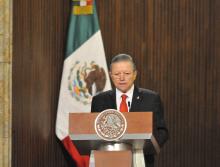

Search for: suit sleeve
xmin=153 ymin=94 xmax=169 ymax=147
xmin=91 ymin=95 xmax=104 ymax=112
xmin=91 ymin=96 xmax=98 ymax=112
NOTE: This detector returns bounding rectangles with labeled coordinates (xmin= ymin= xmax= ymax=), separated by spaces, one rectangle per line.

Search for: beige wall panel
xmin=0 ymin=64 xmax=11 ymax=167
xmin=0 ymin=0 xmax=12 ymax=62
xmin=0 ymin=0 xmax=12 ymax=166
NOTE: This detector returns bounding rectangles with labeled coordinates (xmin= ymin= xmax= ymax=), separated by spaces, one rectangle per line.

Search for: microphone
xmin=128 ymin=101 xmax=131 ymax=108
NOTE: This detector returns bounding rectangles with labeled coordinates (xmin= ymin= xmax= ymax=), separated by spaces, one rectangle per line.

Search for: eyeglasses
xmin=111 ymin=72 xmax=133 ymax=79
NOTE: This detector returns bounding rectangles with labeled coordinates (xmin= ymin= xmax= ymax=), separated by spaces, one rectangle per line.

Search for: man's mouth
xmin=118 ymin=83 xmax=127 ymax=85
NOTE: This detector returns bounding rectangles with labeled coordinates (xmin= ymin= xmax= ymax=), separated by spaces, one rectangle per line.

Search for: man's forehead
xmin=111 ymin=61 xmax=135 ymax=71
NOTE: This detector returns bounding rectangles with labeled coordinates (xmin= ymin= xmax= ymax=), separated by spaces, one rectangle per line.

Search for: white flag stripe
xmin=56 ymin=31 xmax=111 ymax=140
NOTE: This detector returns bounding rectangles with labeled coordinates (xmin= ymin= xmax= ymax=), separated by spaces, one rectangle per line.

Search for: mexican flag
xmin=55 ymin=0 xmax=111 ymax=166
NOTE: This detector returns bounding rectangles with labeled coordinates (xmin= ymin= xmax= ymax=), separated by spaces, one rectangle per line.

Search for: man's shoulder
xmin=93 ymin=89 xmax=114 ymax=99
xmin=137 ymin=87 xmax=159 ymax=96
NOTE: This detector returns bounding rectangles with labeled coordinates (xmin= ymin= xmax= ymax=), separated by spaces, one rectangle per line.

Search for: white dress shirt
xmin=116 ymin=85 xmax=134 ymax=111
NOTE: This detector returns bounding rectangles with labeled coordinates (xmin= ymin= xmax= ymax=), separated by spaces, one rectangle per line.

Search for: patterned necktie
xmin=120 ymin=94 xmax=128 ymax=112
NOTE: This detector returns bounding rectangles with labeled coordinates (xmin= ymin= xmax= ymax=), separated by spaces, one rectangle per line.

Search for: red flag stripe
xmin=62 ymin=136 xmax=90 ymax=167
xmin=86 ymin=1 xmax=93 ymax=5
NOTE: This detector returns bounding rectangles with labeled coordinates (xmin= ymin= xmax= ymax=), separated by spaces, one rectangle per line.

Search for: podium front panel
xmin=69 ymin=112 xmax=158 ymax=154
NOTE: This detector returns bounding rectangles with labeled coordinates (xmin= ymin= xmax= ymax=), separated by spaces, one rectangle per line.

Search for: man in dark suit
xmin=91 ymin=54 xmax=169 ymax=166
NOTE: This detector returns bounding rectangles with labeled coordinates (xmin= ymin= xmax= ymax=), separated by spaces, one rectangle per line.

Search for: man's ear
xmin=109 ymin=72 xmax=112 ymax=79
xmin=134 ymin=70 xmax=137 ymax=79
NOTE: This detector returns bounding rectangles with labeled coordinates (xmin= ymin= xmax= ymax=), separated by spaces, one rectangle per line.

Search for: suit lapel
xmin=130 ymin=86 xmax=143 ymax=112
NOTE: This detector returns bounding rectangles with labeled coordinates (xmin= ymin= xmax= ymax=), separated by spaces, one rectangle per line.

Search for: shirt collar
xmin=116 ymin=84 xmax=134 ymax=99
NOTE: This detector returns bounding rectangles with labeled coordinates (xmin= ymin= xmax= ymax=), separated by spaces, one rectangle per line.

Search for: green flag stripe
xmin=65 ymin=1 xmax=99 ymax=58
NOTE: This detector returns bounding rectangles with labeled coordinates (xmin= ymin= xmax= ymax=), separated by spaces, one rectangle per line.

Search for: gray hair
xmin=110 ymin=53 xmax=136 ymax=71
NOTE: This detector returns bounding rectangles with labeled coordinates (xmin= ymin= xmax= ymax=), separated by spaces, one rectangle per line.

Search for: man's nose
xmin=119 ymin=74 xmax=125 ymax=80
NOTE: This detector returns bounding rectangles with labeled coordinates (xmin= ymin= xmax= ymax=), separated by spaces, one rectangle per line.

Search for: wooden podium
xmin=69 ymin=112 xmax=160 ymax=167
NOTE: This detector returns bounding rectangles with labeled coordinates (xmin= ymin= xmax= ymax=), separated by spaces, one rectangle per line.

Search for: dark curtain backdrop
xmin=13 ymin=0 xmax=220 ymax=166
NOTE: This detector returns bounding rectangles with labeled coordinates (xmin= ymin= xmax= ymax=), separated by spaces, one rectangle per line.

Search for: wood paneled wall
xmin=13 ymin=0 xmax=220 ymax=167
xmin=13 ymin=0 xmax=70 ymax=166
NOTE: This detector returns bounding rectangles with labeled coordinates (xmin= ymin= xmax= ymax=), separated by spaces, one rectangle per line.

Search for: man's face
xmin=110 ymin=61 xmax=137 ymax=93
